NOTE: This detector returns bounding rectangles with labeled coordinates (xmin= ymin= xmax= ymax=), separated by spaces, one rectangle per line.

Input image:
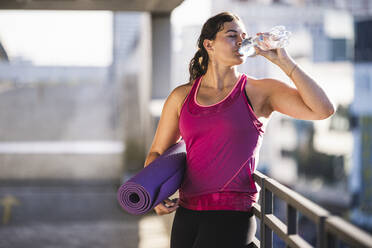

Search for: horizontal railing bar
xmin=287 ymin=234 xmax=313 ymax=248
xmin=325 ymin=216 xmax=372 ymax=248
xmin=252 ymin=203 xmax=261 ymax=218
xmin=252 ymin=170 xmax=268 ymax=187
xmin=252 ymin=237 xmax=260 ymax=248
xmin=264 ymin=177 xmax=330 ymax=223
xmin=264 ymin=214 xmax=287 ymax=238
xmin=264 ymin=214 xmax=313 ymax=248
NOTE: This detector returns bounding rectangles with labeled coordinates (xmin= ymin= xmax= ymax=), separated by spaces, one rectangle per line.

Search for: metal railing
xmin=250 ymin=170 xmax=372 ymax=248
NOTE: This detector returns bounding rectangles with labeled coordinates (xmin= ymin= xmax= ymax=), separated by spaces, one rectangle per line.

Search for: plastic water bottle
xmin=238 ymin=25 xmax=292 ymax=57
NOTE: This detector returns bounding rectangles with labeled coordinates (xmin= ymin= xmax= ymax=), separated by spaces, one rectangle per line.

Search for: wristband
xmin=287 ymin=64 xmax=298 ymax=77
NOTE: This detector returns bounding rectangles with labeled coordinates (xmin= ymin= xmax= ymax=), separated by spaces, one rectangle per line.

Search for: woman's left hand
xmin=253 ymin=32 xmax=293 ymax=66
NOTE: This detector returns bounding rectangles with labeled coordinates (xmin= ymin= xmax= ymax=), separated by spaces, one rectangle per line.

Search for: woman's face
xmin=204 ymin=19 xmax=248 ymax=66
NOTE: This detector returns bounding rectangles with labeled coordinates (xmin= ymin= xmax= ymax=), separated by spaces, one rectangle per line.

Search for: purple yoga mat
xmin=117 ymin=140 xmax=186 ymax=215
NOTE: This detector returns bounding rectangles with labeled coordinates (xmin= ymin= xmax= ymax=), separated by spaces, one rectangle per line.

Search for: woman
xmin=144 ymin=12 xmax=334 ymax=248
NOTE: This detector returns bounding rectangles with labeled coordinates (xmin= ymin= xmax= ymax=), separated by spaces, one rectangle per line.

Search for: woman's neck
xmin=202 ymin=66 xmax=240 ymax=90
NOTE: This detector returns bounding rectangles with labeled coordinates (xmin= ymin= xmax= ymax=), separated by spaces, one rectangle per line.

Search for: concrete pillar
xmin=139 ymin=13 xmax=155 ymax=155
xmin=151 ymin=13 xmax=172 ymax=99
xmin=143 ymin=12 xmax=172 ymax=154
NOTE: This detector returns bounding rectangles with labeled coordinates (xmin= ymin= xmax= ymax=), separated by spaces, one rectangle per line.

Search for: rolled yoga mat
xmin=117 ymin=139 xmax=186 ymax=215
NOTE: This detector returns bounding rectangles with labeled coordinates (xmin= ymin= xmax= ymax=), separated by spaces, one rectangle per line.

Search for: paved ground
xmin=0 ymin=181 xmax=171 ymax=248
xmin=0 ymin=220 xmax=138 ymax=248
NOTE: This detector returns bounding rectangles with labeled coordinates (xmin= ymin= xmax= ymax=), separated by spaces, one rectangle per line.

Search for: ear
xmin=203 ymin=39 xmax=214 ymax=53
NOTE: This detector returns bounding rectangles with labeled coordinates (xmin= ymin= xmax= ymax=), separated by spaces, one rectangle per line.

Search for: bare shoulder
xmin=246 ymin=75 xmax=271 ymax=90
xmin=172 ymin=82 xmax=193 ymax=96
xmin=170 ymin=82 xmax=193 ymax=117
xmin=246 ymin=76 xmax=292 ymax=98
xmin=244 ymin=75 xmax=270 ymax=100
xmin=257 ymin=77 xmax=293 ymax=89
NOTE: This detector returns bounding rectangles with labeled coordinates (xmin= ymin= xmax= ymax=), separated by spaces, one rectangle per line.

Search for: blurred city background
xmin=0 ymin=0 xmax=371 ymax=247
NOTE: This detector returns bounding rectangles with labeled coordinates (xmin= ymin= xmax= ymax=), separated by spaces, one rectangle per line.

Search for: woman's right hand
xmin=154 ymin=198 xmax=180 ymax=215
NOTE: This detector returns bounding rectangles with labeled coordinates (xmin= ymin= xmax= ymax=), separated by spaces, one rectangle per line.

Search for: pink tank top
xmin=178 ymin=73 xmax=265 ymax=211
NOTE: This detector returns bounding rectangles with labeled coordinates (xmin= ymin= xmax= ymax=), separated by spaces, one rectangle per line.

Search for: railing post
xmin=286 ymin=203 xmax=298 ymax=248
xmin=260 ymin=177 xmax=264 ymax=248
xmin=324 ymin=231 xmax=337 ymax=248
xmin=261 ymin=178 xmax=273 ymax=248
xmin=317 ymin=216 xmax=326 ymax=248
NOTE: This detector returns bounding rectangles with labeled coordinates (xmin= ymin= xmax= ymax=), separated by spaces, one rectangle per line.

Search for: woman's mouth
xmin=235 ymin=49 xmax=244 ymax=56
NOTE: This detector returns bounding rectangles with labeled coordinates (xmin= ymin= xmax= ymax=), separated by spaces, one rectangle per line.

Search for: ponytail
xmin=188 ymin=47 xmax=209 ymax=82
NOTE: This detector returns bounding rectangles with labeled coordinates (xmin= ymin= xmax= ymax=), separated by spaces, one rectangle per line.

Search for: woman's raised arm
xmin=254 ymin=46 xmax=335 ymax=120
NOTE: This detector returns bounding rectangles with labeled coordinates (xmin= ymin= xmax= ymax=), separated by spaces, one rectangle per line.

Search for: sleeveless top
xmin=178 ymin=73 xmax=265 ymax=212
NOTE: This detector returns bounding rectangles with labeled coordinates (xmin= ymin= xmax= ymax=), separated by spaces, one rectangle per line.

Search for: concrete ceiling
xmin=0 ymin=0 xmax=184 ymax=13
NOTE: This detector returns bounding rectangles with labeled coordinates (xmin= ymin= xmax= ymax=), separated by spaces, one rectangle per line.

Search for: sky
xmin=0 ymin=10 xmax=113 ymax=67
xmin=171 ymin=0 xmax=211 ymax=28
xmin=0 ymin=0 xmax=210 ymax=67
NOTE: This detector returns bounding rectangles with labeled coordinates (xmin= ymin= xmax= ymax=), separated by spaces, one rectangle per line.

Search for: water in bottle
xmin=238 ymin=25 xmax=292 ymax=57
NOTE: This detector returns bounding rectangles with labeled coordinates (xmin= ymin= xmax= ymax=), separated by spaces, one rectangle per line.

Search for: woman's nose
xmin=237 ymin=35 xmax=244 ymax=46
xmin=237 ymin=39 xmax=243 ymax=46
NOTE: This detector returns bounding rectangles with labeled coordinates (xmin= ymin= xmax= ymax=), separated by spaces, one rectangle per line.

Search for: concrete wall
xmin=0 ymin=79 xmax=126 ymax=180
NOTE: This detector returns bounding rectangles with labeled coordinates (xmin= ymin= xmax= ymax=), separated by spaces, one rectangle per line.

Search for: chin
xmin=233 ymin=57 xmax=245 ymax=65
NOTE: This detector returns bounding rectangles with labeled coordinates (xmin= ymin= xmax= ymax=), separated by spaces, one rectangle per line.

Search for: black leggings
xmin=170 ymin=206 xmax=257 ymax=248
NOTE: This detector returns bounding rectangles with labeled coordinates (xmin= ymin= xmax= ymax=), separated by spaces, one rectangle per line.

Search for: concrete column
xmin=138 ymin=13 xmax=153 ymax=162
xmin=143 ymin=12 xmax=172 ymax=153
xmin=151 ymin=13 xmax=172 ymax=99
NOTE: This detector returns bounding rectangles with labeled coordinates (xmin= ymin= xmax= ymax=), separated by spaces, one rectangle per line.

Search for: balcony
xmin=249 ymin=170 xmax=372 ymax=248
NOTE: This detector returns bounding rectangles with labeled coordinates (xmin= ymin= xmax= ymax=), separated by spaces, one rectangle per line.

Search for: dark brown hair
xmin=188 ymin=12 xmax=241 ymax=82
